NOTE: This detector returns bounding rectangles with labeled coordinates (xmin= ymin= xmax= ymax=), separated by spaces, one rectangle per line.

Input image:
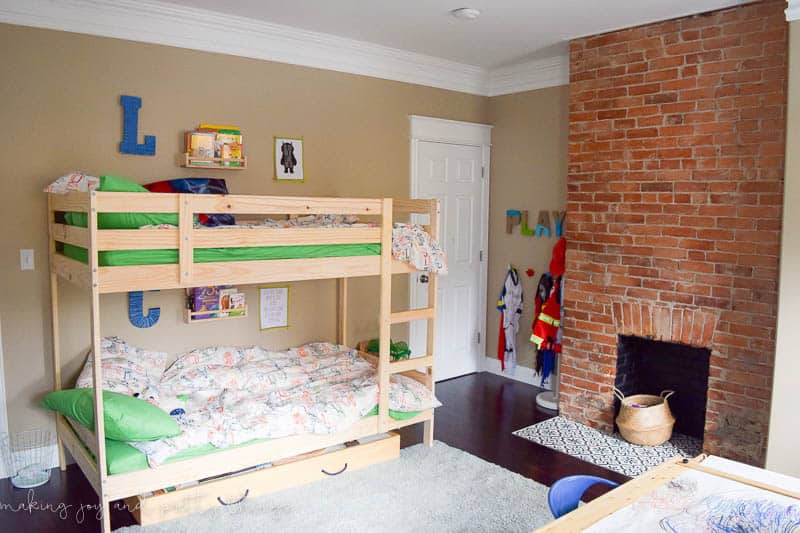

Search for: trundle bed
xmin=47 ymin=191 xmax=441 ymax=532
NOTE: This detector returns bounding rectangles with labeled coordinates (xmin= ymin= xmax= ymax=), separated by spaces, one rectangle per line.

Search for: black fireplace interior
xmin=614 ymin=335 xmax=711 ymax=439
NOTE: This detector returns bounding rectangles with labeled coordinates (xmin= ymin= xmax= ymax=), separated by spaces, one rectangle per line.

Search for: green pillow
xmin=41 ymin=388 xmax=180 ymax=442
xmin=65 ymin=174 xmax=178 ymax=229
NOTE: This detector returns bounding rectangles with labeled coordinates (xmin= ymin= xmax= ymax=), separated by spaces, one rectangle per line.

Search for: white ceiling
xmin=0 ymin=0 xmax=757 ymax=95
xmin=161 ymin=0 xmax=745 ymax=69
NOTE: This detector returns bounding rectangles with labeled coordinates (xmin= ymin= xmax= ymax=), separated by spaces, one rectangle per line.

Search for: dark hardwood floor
xmin=0 ymin=372 xmax=627 ymax=532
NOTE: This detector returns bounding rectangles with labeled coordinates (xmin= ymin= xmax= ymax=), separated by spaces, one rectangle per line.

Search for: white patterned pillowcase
xmin=43 ymin=172 xmax=99 ymax=194
xmin=75 ymin=337 xmax=170 ymax=396
xmin=389 ymin=374 xmax=442 ymax=412
xmin=391 ymin=223 xmax=448 ymax=274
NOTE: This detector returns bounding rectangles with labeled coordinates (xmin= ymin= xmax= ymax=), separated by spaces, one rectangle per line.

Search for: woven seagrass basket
xmin=614 ymin=387 xmax=675 ymax=446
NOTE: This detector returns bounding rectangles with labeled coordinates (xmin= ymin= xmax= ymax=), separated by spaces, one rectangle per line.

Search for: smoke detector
xmin=451 ymin=7 xmax=481 ymax=20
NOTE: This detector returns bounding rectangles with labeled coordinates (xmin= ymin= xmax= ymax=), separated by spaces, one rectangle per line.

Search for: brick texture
xmin=562 ymin=0 xmax=787 ymax=465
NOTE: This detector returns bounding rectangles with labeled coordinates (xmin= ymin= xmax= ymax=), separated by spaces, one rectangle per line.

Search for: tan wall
xmin=486 ymin=86 xmax=569 ymax=370
xmin=0 ymin=23 xmax=488 ymax=434
xmin=767 ymin=20 xmax=800 ymax=477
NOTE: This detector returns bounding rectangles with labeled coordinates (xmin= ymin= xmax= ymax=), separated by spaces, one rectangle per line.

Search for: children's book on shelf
xmin=186 ymin=131 xmax=216 ymax=164
xmin=185 ymin=123 xmax=244 ymax=167
xmin=187 ymin=286 xmax=245 ymax=320
xmin=215 ymin=128 xmax=243 ymax=167
xmin=189 ymin=285 xmax=228 ymax=319
xmin=218 ymin=287 xmax=246 ymax=317
xmin=228 ymin=292 xmax=246 ymax=316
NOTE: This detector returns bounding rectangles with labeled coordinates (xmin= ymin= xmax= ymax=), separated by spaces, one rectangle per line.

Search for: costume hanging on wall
xmin=531 ymin=237 xmax=567 ymax=386
xmin=496 ymin=266 xmax=523 ymax=373
xmin=533 ymin=272 xmax=554 ymax=375
xmin=496 ymin=314 xmax=506 ymax=367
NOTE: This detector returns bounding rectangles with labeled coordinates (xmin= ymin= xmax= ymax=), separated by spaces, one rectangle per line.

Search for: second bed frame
xmin=47 ymin=191 xmax=441 ymax=532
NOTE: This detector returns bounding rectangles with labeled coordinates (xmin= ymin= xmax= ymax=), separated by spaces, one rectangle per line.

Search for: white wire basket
xmin=0 ymin=429 xmax=56 ymax=488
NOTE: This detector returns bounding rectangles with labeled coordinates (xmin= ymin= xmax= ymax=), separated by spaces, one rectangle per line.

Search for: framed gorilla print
xmin=274 ymin=136 xmax=305 ymax=181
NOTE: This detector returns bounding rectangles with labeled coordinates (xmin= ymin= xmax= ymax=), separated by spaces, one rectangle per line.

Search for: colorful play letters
xmin=506 ymin=209 xmax=566 ymax=238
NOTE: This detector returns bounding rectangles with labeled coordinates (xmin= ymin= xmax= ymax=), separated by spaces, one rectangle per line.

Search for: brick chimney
xmin=560 ymin=0 xmax=787 ymax=466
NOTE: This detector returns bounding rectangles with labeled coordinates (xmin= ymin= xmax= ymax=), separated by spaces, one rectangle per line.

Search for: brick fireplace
xmin=615 ymin=334 xmax=711 ymax=440
xmin=561 ymin=0 xmax=787 ymax=465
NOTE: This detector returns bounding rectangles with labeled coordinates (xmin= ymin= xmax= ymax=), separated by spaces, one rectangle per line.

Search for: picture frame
xmin=259 ymin=285 xmax=290 ymax=330
xmin=274 ymin=136 xmax=304 ymax=182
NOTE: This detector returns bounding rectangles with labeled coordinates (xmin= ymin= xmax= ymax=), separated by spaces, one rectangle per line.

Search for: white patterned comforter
xmin=124 ymin=342 xmax=440 ymax=467
xmin=149 ymin=214 xmax=449 ymax=273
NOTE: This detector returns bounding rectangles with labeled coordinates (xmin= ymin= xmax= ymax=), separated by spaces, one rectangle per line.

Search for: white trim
xmin=482 ymin=356 xmax=552 ymax=389
xmin=787 ymin=0 xmax=800 ymax=21
xmin=0 ymin=0 xmax=569 ymax=96
xmin=409 ymin=115 xmax=493 ymax=146
xmin=0 ymin=0 xmax=488 ymax=95
xmin=0 ymin=318 xmax=9 ymax=478
xmin=476 ymin=143 xmax=491 ymax=374
xmin=408 ymin=116 xmax=491 ymax=380
xmin=487 ymin=56 xmax=570 ymax=97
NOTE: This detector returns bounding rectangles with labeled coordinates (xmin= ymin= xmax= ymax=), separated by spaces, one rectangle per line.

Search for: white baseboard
xmin=481 ymin=357 xmax=552 ymax=390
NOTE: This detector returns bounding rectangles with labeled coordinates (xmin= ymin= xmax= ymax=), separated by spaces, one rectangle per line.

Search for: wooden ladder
xmin=377 ymin=198 xmax=438 ymax=446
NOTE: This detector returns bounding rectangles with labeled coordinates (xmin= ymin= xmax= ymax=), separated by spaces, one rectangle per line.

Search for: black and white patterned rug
xmin=513 ymin=416 xmax=702 ymax=477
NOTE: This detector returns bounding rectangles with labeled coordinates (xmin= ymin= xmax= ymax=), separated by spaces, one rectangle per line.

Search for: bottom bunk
xmin=47 ymin=339 xmax=437 ymax=469
xmin=45 ymin=338 xmax=437 ymax=525
xmin=64 ymin=405 xmax=419 ymax=476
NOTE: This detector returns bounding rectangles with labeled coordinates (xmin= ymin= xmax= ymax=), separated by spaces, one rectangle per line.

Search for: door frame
xmin=408 ymin=115 xmax=492 ymax=377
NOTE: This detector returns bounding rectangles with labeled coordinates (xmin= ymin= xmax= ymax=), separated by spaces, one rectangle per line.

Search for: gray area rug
xmin=513 ymin=416 xmax=702 ymax=477
xmin=119 ymin=441 xmax=552 ymax=533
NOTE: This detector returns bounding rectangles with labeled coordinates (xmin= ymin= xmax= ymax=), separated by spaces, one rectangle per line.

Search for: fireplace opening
xmin=614 ymin=335 xmax=711 ymax=440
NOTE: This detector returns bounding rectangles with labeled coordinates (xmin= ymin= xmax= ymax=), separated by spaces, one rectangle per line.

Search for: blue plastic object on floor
xmin=547 ymin=475 xmax=620 ymax=518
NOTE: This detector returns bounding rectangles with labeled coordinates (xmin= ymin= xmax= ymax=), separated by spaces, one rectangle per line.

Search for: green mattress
xmin=98 ymin=406 xmax=417 ymax=475
xmin=62 ymin=242 xmax=380 ymax=267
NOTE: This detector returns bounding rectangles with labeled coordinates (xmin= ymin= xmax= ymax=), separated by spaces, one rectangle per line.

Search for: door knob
xmin=420 ymin=274 xmax=429 ymax=284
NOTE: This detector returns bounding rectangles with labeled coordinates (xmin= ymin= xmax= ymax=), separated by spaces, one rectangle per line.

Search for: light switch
xmin=20 ymin=249 xmax=34 ymax=271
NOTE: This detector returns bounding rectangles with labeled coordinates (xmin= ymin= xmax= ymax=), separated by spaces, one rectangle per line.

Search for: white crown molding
xmin=0 ymin=0 xmax=569 ymax=97
xmin=487 ymin=55 xmax=570 ymax=97
xmin=0 ymin=0 xmax=488 ymax=95
xmin=787 ymin=0 xmax=800 ymax=21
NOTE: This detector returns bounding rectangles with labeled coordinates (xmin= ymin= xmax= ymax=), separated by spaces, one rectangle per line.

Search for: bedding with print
xmin=75 ymin=336 xmax=170 ymax=396
xmin=125 ymin=342 xmax=440 ymax=467
xmin=213 ymin=216 xmax=448 ymax=273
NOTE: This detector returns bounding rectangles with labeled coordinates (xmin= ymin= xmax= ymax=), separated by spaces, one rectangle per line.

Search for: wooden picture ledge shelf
xmin=185 ymin=305 xmax=248 ymax=323
xmin=182 ymin=153 xmax=248 ymax=170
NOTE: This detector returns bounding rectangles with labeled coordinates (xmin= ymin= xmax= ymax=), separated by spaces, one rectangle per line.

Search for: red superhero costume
xmin=531 ymin=238 xmax=566 ymax=385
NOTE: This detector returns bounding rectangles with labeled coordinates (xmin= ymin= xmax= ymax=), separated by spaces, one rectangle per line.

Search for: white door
xmin=410 ymin=140 xmax=486 ymax=381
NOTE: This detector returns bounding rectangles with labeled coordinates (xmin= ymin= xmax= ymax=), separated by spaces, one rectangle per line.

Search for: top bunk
xmin=47 ymin=191 xmax=440 ymax=294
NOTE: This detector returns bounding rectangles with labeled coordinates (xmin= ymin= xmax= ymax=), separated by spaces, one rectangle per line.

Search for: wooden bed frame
xmin=535 ymin=454 xmax=800 ymax=532
xmin=47 ymin=191 xmax=441 ymax=532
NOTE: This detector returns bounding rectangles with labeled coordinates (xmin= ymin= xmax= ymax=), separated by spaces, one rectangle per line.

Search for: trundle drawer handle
xmin=321 ymin=463 xmax=348 ymax=476
xmin=217 ymin=489 xmax=250 ymax=506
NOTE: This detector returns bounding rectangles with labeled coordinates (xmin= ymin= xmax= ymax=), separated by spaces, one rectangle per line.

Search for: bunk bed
xmin=47 ymin=191 xmax=441 ymax=532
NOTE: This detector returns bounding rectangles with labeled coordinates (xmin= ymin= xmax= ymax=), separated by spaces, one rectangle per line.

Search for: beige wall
xmin=0 ymin=23 xmax=488 ymax=434
xmin=767 ymin=21 xmax=800 ymax=477
xmin=486 ymin=86 xmax=569 ymax=370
